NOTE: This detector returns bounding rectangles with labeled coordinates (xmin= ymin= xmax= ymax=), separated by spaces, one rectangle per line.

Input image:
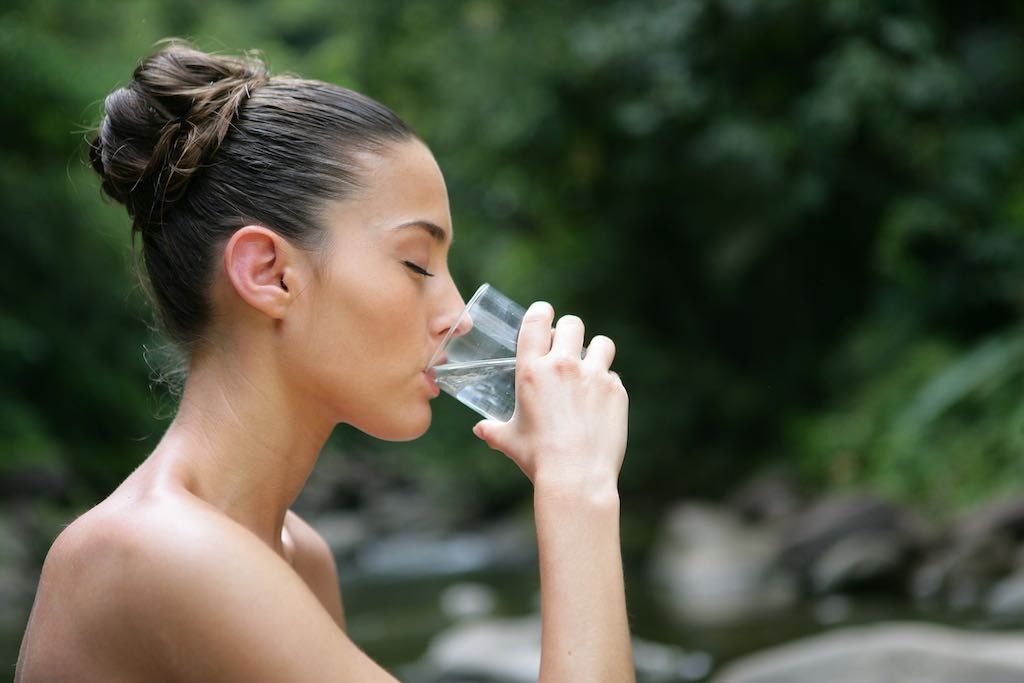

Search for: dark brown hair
xmin=90 ymin=40 xmax=416 ymax=348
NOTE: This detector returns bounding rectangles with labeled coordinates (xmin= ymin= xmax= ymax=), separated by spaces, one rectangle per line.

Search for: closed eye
xmin=403 ymin=260 xmax=435 ymax=277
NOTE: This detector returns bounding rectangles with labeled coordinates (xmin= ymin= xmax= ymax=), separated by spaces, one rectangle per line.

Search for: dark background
xmin=3 ymin=0 xmax=1024 ymax=676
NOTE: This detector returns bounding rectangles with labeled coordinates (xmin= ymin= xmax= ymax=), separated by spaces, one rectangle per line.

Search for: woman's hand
xmin=473 ymin=302 xmax=628 ymax=494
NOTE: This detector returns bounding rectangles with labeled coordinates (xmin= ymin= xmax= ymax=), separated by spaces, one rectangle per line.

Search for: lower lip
xmin=424 ymin=370 xmax=441 ymax=397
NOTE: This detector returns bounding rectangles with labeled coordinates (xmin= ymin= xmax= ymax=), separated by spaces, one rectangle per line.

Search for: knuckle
xmin=523 ymin=302 xmax=554 ymax=324
xmin=551 ymin=356 xmax=580 ymax=377
xmin=558 ymin=314 xmax=584 ymax=328
xmin=522 ymin=313 xmax=547 ymax=325
xmin=518 ymin=363 xmax=541 ymax=385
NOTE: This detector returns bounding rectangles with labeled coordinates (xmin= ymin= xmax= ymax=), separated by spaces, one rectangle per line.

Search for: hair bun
xmin=89 ymin=40 xmax=269 ymax=225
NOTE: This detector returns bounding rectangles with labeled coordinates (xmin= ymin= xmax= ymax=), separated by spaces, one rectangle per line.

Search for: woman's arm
xmin=534 ymin=484 xmax=632 ymax=681
xmin=474 ymin=302 xmax=635 ymax=682
xmin=286 ymin=510 xmax=346 ymax=630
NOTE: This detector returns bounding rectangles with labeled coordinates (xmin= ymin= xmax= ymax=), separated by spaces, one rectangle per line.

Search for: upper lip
xmin=426 ymin=352 xmax=448 ymax=370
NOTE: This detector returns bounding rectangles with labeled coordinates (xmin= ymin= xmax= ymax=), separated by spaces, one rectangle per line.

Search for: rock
xmin=439 ymin=582 xmax=498 ymax=620
xmin=912 ymin=538 xmax=1017 ymax=610
xmin=0 ymin=513 xmax=35 ymax=633
xmin=365 ymin=487 xmax=460 ymax=534
xmin=631 ymin=639 xmax=714 ymax=682
xmin=811 ymin=594 xmax=852 ymax=626
xmin=729 ymin=471 xmax=802 ymax=525
xmin=0 ymin=465 xmax=72 ymax=504
xmin=913 ymin=496 xmax=1024 ymax=608
xmin=0 ymin=561 xmax=34 ymax=632
xmin=986 ymin=570 xmax=1024 ymax=621
xmin=779 ymin=493 xmax=930 ymax=593
xmin=711 ymin=622 xmax=1024 ymax=683
xmin=0 ymin=514 xmax=28 ymax=563
xmin=293 ymin=450 xmax=380 ymax=513
xmin=423 ymin=616 xmax=540 ymax=683
xmin=809 ymin=530 xmax=907 ymax=593
xmin=356 ymin=532 xmax=498 ymax=578
xmin=353 ymin=520 xmax=533 ymax=578
xmin=649 ymin=503 xmax=796 ymax=625
xmin=419 ymin=615 xmax=713 ymax=683
xmin=956 ymin=496 xmax=1024 ymax=541
xmin=307 ymin=511 xmax=368 ymax=558
xmin=295 ymin=451 xmax=460 ymax=533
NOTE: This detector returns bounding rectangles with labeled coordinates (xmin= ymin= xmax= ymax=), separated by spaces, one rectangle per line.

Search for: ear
xmin=223 ymin=225 xmax=299 ymax=320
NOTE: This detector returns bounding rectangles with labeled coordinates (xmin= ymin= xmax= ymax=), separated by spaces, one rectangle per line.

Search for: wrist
xmin=533 ymin=476 xmax=621 ymax=512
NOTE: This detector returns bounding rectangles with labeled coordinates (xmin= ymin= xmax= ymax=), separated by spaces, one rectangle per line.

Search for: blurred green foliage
xmin=2 ymin=0 xmax=1024 ymax=514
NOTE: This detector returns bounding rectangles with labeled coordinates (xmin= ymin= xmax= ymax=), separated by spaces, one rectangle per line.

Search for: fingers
xmin=519 ymin=304 xmax=614 ymax=371
xmin=551 ymin=315 xmax=585 ymax=358
xmin=582 ymin=334 xmax=616 ymax=370
xmin=516 ymin=302 xmax=555 ymax=361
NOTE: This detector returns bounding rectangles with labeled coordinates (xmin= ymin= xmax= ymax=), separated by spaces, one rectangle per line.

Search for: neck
xmin=147 ymin=340 xmax=334 ymax=552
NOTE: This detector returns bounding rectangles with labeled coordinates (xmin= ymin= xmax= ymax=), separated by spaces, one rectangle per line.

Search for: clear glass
xmin=428 ymin=284 xmax=524 ymax=421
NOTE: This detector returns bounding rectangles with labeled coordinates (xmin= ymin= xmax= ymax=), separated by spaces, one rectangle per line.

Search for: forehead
xmin=328 ymin=140 xmax=452 ymax=242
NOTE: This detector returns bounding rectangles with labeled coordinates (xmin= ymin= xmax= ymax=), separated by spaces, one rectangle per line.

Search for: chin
xmin=355 ymin=404 xmax=433 ymax=442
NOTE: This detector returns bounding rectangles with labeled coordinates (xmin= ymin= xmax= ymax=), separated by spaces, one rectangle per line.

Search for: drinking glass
xmin=427 ymin=284 xmax=524 ymax=421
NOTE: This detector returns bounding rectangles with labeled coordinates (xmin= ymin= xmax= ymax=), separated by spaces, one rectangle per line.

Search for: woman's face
xmin=282 ymin=139 xmax=465 ymax=440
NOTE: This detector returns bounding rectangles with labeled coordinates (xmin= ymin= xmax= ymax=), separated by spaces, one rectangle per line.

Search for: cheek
xmin=314 ymin=273 xmax=423 ymax=371
xmin=348 ymin=284 xmax=411 ymax=344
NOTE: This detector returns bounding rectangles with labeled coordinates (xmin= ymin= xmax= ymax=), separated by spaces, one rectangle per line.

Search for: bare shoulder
xmin=21 ymin=495 xmax=287 ymax=679
xmin=18 ymin=496 xmax=387 ymax=683
xmin=285 ymin=509 xmax=346 ymax=628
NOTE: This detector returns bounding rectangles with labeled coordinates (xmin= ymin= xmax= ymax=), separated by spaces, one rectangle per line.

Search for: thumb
xmin=473 ymin=419 xmax=505 ymax=450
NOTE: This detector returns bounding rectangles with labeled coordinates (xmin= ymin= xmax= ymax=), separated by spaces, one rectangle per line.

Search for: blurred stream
xmin=341 ymin=560 xmax=972 ymax=683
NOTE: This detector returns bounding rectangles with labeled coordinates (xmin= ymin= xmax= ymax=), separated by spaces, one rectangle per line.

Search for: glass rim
xmin=426 ymin=282 xmax=491 ymax=369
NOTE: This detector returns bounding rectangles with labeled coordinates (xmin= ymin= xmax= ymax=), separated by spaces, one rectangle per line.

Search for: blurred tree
xmin=2 ymin=0 xmax=1024 ymax=515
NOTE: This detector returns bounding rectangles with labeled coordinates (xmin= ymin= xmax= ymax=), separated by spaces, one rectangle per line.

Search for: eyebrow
xmin=394 ymin=220 xmax=451 ymax=244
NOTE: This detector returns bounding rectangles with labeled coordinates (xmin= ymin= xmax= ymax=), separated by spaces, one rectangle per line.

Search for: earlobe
xmin=223 ymin=226 xmax=295 ymax=320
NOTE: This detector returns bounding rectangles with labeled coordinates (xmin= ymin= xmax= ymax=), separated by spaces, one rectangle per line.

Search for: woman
xmin=16 ymin=41 xmax=632 ymax=682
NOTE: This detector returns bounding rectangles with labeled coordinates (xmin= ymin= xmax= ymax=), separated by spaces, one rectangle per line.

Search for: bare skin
xmin=16 ymin=139 xmax=634 ymax=682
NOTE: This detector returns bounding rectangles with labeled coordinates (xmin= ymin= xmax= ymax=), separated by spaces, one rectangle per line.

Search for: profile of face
xmin=278 ymin=139 xmax=466 ymax=440
xmin=89 ymin=43 xmax=462 ymax=442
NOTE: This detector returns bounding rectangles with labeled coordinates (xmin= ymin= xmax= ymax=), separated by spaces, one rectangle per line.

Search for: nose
xmin=429 ymin=277 xmax=470 ymax=340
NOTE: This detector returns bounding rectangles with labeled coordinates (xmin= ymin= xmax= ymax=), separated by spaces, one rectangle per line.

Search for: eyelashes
xmin=403 ymin=260 xmax=435 ymax=277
